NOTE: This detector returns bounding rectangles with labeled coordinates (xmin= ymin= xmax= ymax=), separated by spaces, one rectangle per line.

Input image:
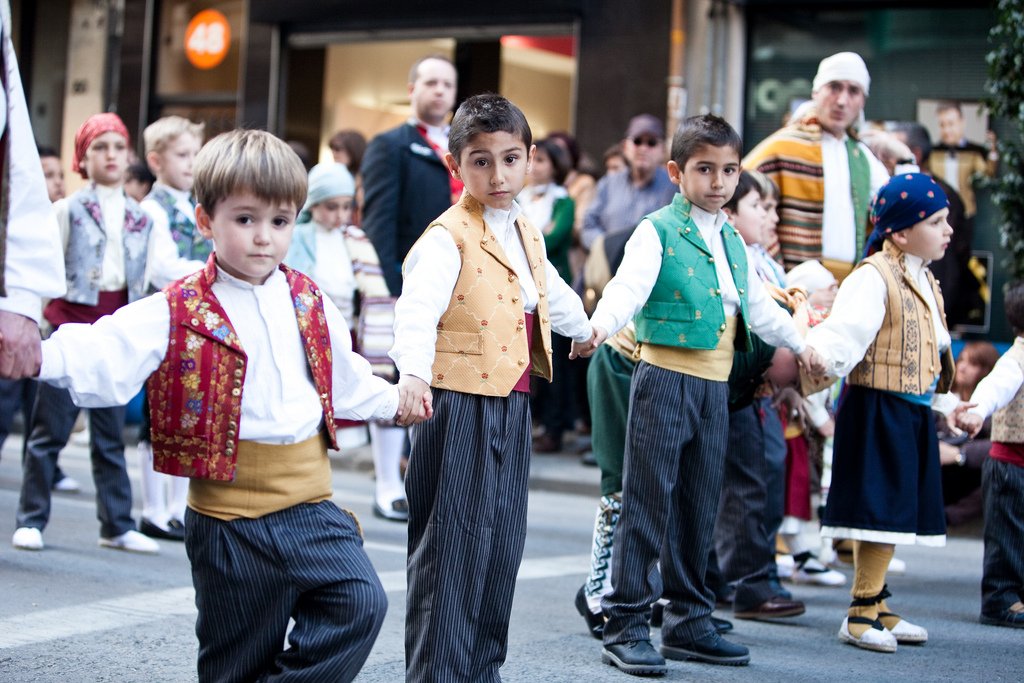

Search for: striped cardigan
xmin=743 ymin=113 xmax=873 ymax=271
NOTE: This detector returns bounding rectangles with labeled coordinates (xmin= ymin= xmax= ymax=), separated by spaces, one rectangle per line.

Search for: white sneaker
xmin=12 ymin=527 xmax=44 ymax=550
xmin=53 ymin=475 xmax=81 ymax=493
xmin=838 ymin=616 xmax=897 ymax=653
xmin=99 ymin=530 xmax=160 ymax=554
xmin=882 ymin=615 xmax=928 ymax=644
xmin=791 ymin=553 xmax=847 ymax=587
xmin=888 ymin=557 xmax=907 ymax=574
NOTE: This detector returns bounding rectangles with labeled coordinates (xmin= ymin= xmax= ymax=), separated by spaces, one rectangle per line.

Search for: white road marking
xmin=0 ymin=554 xmax=588 ymax=650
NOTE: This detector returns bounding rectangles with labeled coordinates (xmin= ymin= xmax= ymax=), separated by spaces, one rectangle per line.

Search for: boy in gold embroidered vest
xmin=391 ymin=94 xmax=595 ymax=682
xmin=957 ymin=282 xmax=1024 ymax=629
xmin=807 ymin=173 xmax=966 ymax=653
xmin=578 ymin=115 xmax=820 ymax=674
xmin=18 ymin=130 xmax=429 ymax=683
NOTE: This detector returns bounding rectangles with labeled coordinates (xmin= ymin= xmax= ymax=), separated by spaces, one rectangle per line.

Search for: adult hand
xmin=0 ymin=311 xmax=42 ymax=379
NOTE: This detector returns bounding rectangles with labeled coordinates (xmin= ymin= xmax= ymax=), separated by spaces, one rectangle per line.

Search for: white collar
xmin=153 ymin=181 xmax=191 ymax=203
xmin=690 ymin=203 xmax=726 ymax=234
xmin=215 ymin=263 xmax=285 ymax=290
xmin=94 ymin=183 xmax=123 ymax=201
xmin=483 ymin=201 xmax=522 ymax=233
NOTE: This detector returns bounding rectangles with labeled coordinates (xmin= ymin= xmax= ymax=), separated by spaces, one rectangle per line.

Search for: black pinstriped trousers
xmin=981 ymin=457 xmax=1024 ymax=616
xmin=185 ymin=501 xmax=386 ymax=683
xmin=405 ymin=388 xmax=531 ymax=683
xmin=602 ymin=361 xmax=730 ymax=646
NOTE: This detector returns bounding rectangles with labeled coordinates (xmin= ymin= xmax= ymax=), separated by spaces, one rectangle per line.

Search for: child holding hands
xmin=580 ymin=114 xmax=821 ymax=674
xmin=390 ymin=93 xmax=594 ymax=682
xmin=806 ymin=173 xmax=962 ymax=653
xmin=10 ymin=130 xmax=428 ymax=683
xmin=957 ymin=281 xmax=1024 ymax=629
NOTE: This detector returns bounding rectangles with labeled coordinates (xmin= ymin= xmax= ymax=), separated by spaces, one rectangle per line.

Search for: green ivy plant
xmin=986 ymin=0 xmax=1024 ymax=279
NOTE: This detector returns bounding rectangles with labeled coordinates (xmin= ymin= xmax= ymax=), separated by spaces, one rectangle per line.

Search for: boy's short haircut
xmin=408 ymin=54 xmax=455 ymax=85
xmin=670 ymin=114 xmax=742 ymax=168
xmin=37 ymin=145 xmax=60 ymax=160
xmin=127 ymin=161 xmax=156 ymax=185
xmin=1005 ymin=280 xmax=1024 ymax=336
xmin=723 ymin=170 xmax=764 ymax=213
xmin=143 ymin=115 xmax=205 ymax=156
xmin=448 ymin=93 xmax=532 ymax=163
xmin=194 ymin=130 xmax=307 ymax=216
xmin=936 ymin=100 xmax=962 ymax=117
xmin=748 ymin=169 xmax=780 ymax=201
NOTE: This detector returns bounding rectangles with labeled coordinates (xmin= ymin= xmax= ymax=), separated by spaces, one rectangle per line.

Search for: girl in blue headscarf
xmin=804 ymin=173 xmax=970 ymax=653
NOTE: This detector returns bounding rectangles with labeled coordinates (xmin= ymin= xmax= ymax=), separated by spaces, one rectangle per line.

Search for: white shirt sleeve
xmin=806 ymin=264 xmax=887 ymax=377
xmin=142 ymin=203 xmax=205 ymax=290
xmin=322 ymin=294 xmax=399 ymax=421
xmin=590 ymin=219 xmax=662 ymax=337
xmin=744 ymin=260 xmax=806 ymax=353
xmin=38 ymin=292 xmax=171 ymax=406
xmin=968 ymin=354 xmax=1024 ymax=419
xmin=544 ymin=260 xmax=591 ymax=342
xmin=0 ymin=23 xmax=66 ymax=321
xmin=389 ymin=226 xmax=461 ymax=383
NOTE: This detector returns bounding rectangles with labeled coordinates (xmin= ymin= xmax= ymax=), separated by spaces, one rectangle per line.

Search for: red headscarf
xmin=73 ymin=113 xmax=130 ymax=179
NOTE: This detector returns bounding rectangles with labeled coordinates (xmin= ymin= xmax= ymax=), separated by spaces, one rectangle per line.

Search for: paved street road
xmin=0 ymin=430 xmax=1018 ymax=682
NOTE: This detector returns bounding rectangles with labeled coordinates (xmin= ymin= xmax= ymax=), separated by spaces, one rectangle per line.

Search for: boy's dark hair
xmin=448 ymin=93 xmax=532 ymax=163
xmin=535 ymin=137 xmax=572 ymax=186
xmin=37 ymin=145 xmax=60 ymax=160
xmin=1006 ymin=280 xmax=1024 ymax=335
xmin=127 ymin=161 xmax=156 ymax=185
xmin=723 ymin=170 xmax=764 ymax=214
xmin=670 ymin=114 xmax=742 ymax=167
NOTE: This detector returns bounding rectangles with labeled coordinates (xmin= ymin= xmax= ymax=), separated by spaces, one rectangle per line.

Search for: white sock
xmin=168 ymin=475 xmax=190 ymax=523
xmin=780 ymin=517 xmax=807 ymax=556
xmin=369 ymin=423 xmax=406 ymax=508
xmin=137 ymin=441 xmax=168 ymax=528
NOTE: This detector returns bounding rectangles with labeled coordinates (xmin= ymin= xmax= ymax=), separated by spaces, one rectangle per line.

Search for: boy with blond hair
xmin=5 ymin=129 xmax=428 ymax=682
xmin=137 ymin=115 xmax=209 ymax=541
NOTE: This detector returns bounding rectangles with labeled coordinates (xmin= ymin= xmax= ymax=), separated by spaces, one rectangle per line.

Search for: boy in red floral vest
xmin=8 ymin=130 xmax=429 ymax=683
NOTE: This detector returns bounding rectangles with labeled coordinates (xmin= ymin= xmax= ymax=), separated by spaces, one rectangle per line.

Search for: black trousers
xmin=186 ymin=501 xmax=386 ymax=683
xmin=981 ymin=457 xmax=1024 ymax=616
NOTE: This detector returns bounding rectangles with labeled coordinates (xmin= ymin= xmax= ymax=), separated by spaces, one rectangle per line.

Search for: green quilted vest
xmin=634 ymin=194 xmax=752 ymax=352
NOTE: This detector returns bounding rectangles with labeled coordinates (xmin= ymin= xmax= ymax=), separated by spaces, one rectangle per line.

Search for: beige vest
xmin=848 ymin=241 xmax=954 ymax=395
xmin=992 ymin=339 xmax=1024 ymax=443
xmin=412 ymin=193 xmax=553 ymax=397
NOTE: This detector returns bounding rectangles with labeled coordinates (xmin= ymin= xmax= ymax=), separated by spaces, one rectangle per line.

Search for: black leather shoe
xmin=373 ymin=499 xmax=409 ymax=522
xmin=650 ymin=602 xmax=733 ymax=633
xmin=734 ymin=596 xmax=805 ymax=620
xmin=140 ymin=518 xmax=185 ymax=542
xmin=601 ymin=640 xmax=667 ymax=676
xmin=575 ymin=586 xmax=605 ymax=639
xmin=660 ymin=632 xmax=750 ymax=666
xmin=980 ymin=605 xmax=1024 ymax=629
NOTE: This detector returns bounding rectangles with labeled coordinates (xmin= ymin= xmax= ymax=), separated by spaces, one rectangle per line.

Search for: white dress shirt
xmin=139 ymin=182 xmax=207 ymax=286
xmin=820 ymin=132 xmax=891 ymax=263
xmin=390 ymin=201 xmax=592 ymax=383
xmin=806 ymin=251 xmax=958 ymax=413
xmin=39 ymin=266 xmax=398 ymax=443
xmin=0 ymin=4 xmax=66 ymax=321
xmin=590 ymin=205 xmax=806 ymax=354
xmin=967 ymin=345 xmax=1024 ymax=420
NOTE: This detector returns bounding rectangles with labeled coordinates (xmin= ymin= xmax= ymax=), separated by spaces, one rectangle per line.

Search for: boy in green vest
xmin=575 ymin=114 xmax=822 ymax=674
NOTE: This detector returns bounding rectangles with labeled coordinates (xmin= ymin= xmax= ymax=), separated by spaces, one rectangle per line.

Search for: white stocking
xmin=369 ymin=423 xmax=406 ymax=508
xmin=137 ymin=440 xmax=168 ymax=527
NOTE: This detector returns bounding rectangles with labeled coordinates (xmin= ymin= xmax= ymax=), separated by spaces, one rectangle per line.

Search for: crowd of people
xmin=0 ymin=25 xmax=1020 ymax=682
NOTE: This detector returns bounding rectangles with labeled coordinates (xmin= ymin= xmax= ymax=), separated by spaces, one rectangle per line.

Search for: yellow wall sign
xmin=184 ymin=9 xmax=231 ymax=70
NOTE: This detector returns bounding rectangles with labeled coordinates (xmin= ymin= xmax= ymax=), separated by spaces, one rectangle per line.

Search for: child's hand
xmin=798 ymin=346 xmax=827 ymax=376
xmin=396 ymin=375 xmax=430 ymax=426
xmin=569 ymin=327 xmax=607 ymax=359
xmin=955 ymin=409 xmax=983 ymax=438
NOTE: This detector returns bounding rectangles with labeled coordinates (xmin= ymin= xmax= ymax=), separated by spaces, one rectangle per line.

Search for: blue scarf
xmin=863 ymin=173 xmax=948 ymax=257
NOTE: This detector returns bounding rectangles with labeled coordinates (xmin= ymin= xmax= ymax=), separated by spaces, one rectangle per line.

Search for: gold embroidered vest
xmin=847 ymin=241 xmax=954 ymax=394
xmin=992 ymin=338 xmax=1024 ymax=443
xmin=410 ymin=193 xmax=553 ymax=397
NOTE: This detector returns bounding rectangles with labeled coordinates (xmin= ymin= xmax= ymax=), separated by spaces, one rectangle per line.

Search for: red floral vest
xmin=148 ymin=255 xmax=339 ymax=481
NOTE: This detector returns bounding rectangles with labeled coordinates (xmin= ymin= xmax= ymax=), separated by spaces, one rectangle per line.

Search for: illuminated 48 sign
xmin=185 ymin=9 xmax=231 ymax=70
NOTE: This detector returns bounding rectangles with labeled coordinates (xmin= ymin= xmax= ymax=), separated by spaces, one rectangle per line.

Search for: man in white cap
xmin=744 ymin=52 xmax=909 ymax=282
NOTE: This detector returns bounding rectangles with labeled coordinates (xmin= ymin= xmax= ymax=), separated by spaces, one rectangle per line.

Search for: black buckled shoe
xmin=575 ymin=586 xmax=605 ymax=639
xmin=140 ymin=518 xmax=185 ymax=542
xmin=980 ymin=601 xmax=1024 ymax=629
xmin=660 ymin=632 xmax=750 ymax=666
xmin=602 ymin=640 xmax=667 ymax=676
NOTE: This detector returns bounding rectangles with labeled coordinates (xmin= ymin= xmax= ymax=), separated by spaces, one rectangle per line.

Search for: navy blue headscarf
xmin=863 ymin=173 xmax=949 ymax=258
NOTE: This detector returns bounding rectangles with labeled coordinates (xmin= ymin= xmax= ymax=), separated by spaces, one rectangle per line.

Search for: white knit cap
xmin=812 ymin=52 xmax=870 ymax=96
xmin=786 ymin=260 xmax=837 ymax=294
